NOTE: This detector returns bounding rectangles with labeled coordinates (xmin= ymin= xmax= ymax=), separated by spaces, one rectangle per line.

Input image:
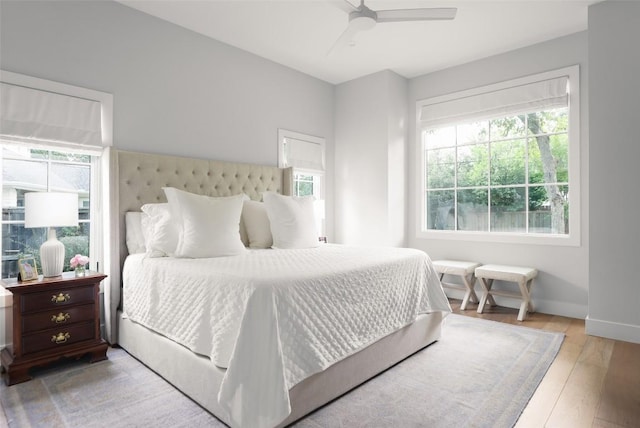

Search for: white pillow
xmin=140 ymin=203 xmax=179 ymax=258
xmin=262 ymin=192 xmax=319 ymax=249
xmin=163 ymin=187 xmax=246 ymax=258
xmin=241 ymin=200 xmax=273 ymax=249
xmin=125 ymin=212 xmax=146 ymax=254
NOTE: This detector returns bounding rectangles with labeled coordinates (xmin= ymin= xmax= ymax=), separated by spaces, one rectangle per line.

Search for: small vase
xmin=75 ymin=265 xmax=86 ymax=277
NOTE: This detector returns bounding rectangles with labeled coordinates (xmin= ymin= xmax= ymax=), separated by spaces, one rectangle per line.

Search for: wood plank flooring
xmin=1 ymin=301 xmax=638 ymax=427
xmin=449 ymin=299 xmax=640 ymax=428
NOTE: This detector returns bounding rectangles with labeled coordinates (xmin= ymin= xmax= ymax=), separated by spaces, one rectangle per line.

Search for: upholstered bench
xmin=474 ymin=264 xmax=538 ymax=321
xmin=432 ymin=260 xmax=481 ymax=310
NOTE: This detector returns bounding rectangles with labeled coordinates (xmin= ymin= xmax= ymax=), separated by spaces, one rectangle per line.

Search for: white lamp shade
xmin=25 ymin=192 xmax=79 ymax=228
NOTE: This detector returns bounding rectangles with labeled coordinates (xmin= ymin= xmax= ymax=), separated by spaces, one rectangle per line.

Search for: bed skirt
xmin=117 ymin=310 xmax=443 ymax=427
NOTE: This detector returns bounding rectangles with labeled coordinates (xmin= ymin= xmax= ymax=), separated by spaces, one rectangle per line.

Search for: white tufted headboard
xmin=106 ymin=149 xmax=292 ymax=343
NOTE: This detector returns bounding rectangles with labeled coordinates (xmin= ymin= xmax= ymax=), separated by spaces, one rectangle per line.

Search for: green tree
xmin=425 ymin=111 xmax=568 ymax=233
xmin=491 ymin=111 xmax=568 ymax=233
xmin=527 ymin=113 xmax=567 ymax=233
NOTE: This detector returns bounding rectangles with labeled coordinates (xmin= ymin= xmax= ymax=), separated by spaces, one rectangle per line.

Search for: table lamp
xmin=24 ymin=192 xmax=79 ymax=277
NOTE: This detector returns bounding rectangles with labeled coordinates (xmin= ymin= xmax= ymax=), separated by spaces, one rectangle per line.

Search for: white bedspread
xmin=122 ymin=245 xmax=450 ymax=428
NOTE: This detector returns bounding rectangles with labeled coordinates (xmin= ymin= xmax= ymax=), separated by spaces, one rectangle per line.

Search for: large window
xmin=417 ymin=66 xmax=580 ymax=245
xmin=1 ymin=145 xmax=94 ymax=278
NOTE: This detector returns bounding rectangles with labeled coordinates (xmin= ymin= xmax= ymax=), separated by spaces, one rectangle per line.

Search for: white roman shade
xmin=0 ymin=82 xmax=104 ymax=148
xmin=420 ymin=76 xmax=569 ymax=128
xmin=282 ymin=137 xmax=325 ymax=172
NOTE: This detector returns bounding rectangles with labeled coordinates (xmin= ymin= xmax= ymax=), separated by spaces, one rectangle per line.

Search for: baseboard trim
xmin=585 ymin=316 xmax=640 ymax=344
xmin=443 ymin=289 xmax=587 ymax=319
xmin=533 ymin=299 xmax=587 ymax=320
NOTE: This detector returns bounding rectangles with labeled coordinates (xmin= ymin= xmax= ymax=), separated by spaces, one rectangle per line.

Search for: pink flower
xmin=70 ymin=254 xmax=90 ymax=268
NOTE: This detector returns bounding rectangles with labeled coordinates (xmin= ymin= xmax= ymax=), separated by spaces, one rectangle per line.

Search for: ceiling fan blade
xmin=331 ymin=0 xmax=360 ymax=14
xmin=376 ymin=8 xmax=457 ymax=23
xmin=327 ymin=21 xmax=362 ymax=56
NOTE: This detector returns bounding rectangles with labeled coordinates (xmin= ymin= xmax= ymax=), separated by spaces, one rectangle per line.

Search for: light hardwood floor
xmin=449 ymin=299 xmax=640 ymax=428
xmin=1 ymin=302 xmax=638 ymax=428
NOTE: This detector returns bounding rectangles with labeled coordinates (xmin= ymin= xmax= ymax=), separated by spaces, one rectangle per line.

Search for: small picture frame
xmin=18 ymin=256 xmax=39 ymax=282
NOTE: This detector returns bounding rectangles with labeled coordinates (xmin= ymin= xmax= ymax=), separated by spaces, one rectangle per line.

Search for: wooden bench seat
xmin=474 ymin=264 xmax=538 ymax=321
xmin=432 ymin=260 xmax=481 ymax=310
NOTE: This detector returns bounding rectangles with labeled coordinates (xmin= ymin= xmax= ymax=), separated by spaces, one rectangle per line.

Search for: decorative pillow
xmin=241 ymin=200 xmax=273 ymax=249
xmin=163 ymin=187 xmax=246 ymax=258
xmin=125 ymin=212 xmax=146 ymax=254
xmin=140 ymin=203 xmax=179 ymax=258
xmin=239 ymin=218 xmax=250 ymax=247
xmin=262 ymin=192 xmax=319 ymax=249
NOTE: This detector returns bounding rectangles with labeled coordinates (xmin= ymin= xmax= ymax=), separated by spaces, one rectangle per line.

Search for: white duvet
xmin=122 ymin=244 xmax=450 ymax=428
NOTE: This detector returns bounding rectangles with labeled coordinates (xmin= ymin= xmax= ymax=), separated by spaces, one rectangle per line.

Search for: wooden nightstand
xmin=1 ymin=271 xmax=108 ymax=385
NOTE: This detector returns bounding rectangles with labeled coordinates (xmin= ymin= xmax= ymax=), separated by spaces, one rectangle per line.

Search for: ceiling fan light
xmin=349 ymin=15 xmax=376 ymax=31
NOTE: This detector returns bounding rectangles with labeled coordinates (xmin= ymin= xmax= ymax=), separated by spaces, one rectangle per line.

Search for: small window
xmin=278 ymin=129 xmax=326 ymax=236
xmin=293 ymin=172 xmax=322 ymax=198
xmin=277 ymin=129 xmax=325 ymax=199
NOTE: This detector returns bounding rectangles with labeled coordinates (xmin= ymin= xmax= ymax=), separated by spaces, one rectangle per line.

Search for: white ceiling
xmin=116 ymin=0 xmax=599 ymax=84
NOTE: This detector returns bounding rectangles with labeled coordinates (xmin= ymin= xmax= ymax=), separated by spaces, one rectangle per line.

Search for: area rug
xmin=0 ymin=314 xmax=563 ymax=428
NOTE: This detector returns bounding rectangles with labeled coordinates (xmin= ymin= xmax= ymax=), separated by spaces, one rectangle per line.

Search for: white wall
xmin=0 ymin=0 xmax=335 ymax=252
xmin=334 ymin=70 xmax=408 ymax=247
xmin=387 ymin=73 xmax=408 ymax=247
xmin=407 ymin=32 xmax=590 ymax=318
xmin=0 ymin=0 xmax=334 ymax=184
xmin=587 ymin=1 xmax=640 ymax=343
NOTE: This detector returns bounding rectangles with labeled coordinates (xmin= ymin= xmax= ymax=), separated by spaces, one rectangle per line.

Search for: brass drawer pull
xmin=51 ymin=332 xmax=70 ymax=344
xmin=51 ymin=293 xmax=71 ymax=304
xmin=51 ymin=312 xmax=71 ymax=323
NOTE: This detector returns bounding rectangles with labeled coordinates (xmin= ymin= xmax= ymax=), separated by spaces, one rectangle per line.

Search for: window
xmin=0 ymin=70 xmax=113 ymax=278
xmin=278 ymin=129 xmax=325 ymax=198
xmin=1 ymin=145 xmax=95 ymax=278
xmin=278 ymin=129 xmax=326 ymax=235
xmin=293 ymin=172 xmax=322 ymax=198
xmin=417 ymin=66 xmax=580 ymax=245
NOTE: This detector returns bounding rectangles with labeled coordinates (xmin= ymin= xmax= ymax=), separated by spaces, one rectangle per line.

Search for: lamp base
xmin=40 ymin=228 xmax=65 ymax=277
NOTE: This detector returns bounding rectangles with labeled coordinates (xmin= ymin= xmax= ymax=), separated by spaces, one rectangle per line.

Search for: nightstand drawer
xmin=22 ymin=322 xmax=95 ymax=355
xmin=21 ymin=286 xmax=94 ymax=313
xmin=22 ymin=304 xmax=95 ymax=334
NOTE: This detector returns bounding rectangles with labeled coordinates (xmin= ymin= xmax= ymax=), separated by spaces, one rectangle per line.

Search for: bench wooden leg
xmin=460 ymin=273 xmax=479 ymax=310
xmin=477 ymin=278 xmax=497 ymax=313
xmin=516 ymin=278 xmax=535 ymax=321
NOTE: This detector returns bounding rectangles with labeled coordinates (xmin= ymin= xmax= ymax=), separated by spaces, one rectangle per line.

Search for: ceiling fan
xmin=329 ymin=0 xmax=457 ymax=54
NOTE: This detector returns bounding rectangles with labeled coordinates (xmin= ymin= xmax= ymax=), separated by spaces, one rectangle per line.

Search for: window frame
xmin=415 ymin=65 xmax=581 ymax=246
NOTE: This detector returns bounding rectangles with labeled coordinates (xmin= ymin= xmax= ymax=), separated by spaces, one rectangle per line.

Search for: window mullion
xmin=525 ymin=115 xmax=530 ymax=234
xmin=454 ymin=128 xmax=458 ymax=231
xmin=487 ymin=127 xmax=492 ymax=232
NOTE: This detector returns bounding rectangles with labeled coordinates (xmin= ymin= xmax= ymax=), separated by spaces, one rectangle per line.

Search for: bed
xmin=106 ymin=149 xmax=450 ymax=428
